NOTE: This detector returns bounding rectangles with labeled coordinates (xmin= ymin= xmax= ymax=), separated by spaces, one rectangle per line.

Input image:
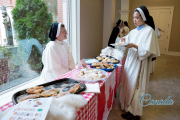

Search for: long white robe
xmin=119 ymin=24 xmax=160 ymax=116
xmin=150 ymin=25 xmax=161 ymax=73
xmin=40 ymin=40 xmax=75 ymax=82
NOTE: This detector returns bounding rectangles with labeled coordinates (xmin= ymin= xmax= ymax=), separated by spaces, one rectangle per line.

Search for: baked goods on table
xmin=41 ymin=88 xmax=59 ymax=97
xmin=18 ymin=93 xmax=40 ymax=103
xmin=69 ymin=84 xmax=81 ymax=93
xmin=95 ymin=56 xmax=118 ymax=63
xmin=26 ymin=86 xmax=44 ymax=94
xmin=76 ymin=68 xmax=106 ymax=80
xmin=91 ymin=62 xmax=105 ymax=69
xmin=52 ymin=92 xmax=67 ymax=98
xmin=18 ymin=83 xmax=82 ymax=102
xmin=91 ymin=62 xmax=115 ymax=69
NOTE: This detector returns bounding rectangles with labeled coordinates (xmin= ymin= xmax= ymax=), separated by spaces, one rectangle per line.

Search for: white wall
xmin=115 ymin=0 xmax=121 ymax=22
xmin=103 ymin=0 xmax=116 ymax=48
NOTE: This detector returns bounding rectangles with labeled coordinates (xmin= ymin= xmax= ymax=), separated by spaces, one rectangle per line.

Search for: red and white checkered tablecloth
xmin=0 ymin=56 xmax=126 ymax=120
xmin=0 ymin=101 xmax=14 ymax=112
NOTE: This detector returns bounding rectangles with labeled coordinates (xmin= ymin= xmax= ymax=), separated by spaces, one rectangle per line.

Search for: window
xmin=0 ymin=0 xmax=70 ymax=93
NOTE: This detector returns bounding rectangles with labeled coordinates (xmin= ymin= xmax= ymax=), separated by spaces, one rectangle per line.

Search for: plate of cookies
xmin=12 ymin=78 xmax=86 ymax=104
xmin=74 ymin=68 xmax=108 ymax=83
xmin=95 ymin=56 xmax=120 ymax=64
xmin=90 ymin=62 xmax=117 ymax=72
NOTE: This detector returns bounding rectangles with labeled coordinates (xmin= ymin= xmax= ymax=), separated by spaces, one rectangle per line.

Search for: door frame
xmin=147 ymin=6 xmax=174 ymax=55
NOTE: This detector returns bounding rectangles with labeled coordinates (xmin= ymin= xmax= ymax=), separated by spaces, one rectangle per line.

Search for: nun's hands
xmin=125 ymin=43 xmax=138 ymax=49
xmin=121 ymin=38 xmax=125 ymax=42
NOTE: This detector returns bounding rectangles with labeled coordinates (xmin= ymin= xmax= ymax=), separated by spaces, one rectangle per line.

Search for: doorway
xmin=147 ymin=6 xmax=174 ymax=55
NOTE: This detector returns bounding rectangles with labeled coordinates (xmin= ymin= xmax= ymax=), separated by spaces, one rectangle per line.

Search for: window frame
xmin=69 ymin=0 xmax=80 ymax=64
xmin=0 ymin=0 xmax=80 ymax=107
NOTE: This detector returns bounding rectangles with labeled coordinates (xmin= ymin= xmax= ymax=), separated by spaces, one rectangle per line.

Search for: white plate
xmin=110 ymin=43 xmax=128 ymax=46
xmin=73 ymin=68 xmax=108 ymax=83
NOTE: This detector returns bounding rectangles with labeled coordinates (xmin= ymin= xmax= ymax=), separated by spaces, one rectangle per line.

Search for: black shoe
xmin=121 ymin=112 xmax=140 ymax=120
xmin=121 ymin=112 xmax=132 ymax=119
xmin=127 ymin=116 xmax=140 ymax=120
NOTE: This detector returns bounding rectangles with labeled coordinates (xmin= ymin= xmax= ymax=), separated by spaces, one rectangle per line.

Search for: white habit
xmin=119 ymin=24 xmax=160 ymax=116
xmin=40 ymin=40 xmax=75 ymax=82
xmin=150 ymin=25 xmax=161 ymax=73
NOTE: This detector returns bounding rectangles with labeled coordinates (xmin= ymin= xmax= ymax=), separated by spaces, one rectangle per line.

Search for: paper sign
xmin=2 ymin=97 xmax=52 ymax=120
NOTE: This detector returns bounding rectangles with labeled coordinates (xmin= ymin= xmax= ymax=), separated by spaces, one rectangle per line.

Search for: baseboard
xmin=167 ymin=51 xmax=180 ymax=56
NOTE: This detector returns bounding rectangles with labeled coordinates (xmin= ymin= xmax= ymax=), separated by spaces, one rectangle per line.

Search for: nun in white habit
xmin=40 ymin=23 xmax=75 ymax=82
xmin=119 ymin=6 xmax=160 ymax=119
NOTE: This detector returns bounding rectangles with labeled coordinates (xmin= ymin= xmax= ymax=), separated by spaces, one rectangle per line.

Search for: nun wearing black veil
xmin=119 ymin=6 xmax=160 ymax=119
xmin=40 ymin=23 xmax=75 ymax=82
xmin=108 ymin=19 xmax=122 ymax=48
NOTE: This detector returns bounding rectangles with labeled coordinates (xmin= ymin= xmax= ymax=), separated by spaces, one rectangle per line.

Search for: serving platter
xmin=95 ymin=55 xmax=120 ymax=64
xmin=90 ymin=62 xmax=117 ymax=72
xmin=12 ymin=78 xmax=86 ymax=105
xmin=73 ymin=68 xmax=108 ymax=83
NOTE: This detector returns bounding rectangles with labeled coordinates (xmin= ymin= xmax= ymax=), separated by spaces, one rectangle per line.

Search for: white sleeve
xmin=68 ymin=46 xmax=75 ymax=70
xmin=155 ymin=25 xmax=161 ymax=38
xmin=42 ymin=46 xmax=70 ymax=79
xmin=138 ymin=45 xmax=152 ymax=61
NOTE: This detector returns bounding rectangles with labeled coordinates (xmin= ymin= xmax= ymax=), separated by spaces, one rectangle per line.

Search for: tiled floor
xmin=108 ymin=55 xmax=180 ymax=120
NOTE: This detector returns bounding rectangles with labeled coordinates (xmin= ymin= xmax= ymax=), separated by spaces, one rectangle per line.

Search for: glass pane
xmin=0 ymin=0 xmax=70 ymax=92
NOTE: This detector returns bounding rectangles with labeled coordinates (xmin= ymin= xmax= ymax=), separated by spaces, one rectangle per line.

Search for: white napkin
xmin=82 ymin=83 xmax=100 ymax=93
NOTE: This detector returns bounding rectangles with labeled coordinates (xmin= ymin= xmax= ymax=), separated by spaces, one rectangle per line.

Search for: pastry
xmin=119 ymin=42 xmax=125 ymax=44
xmin=69 ymin=84 xmax=81 ymax=93
xmin=18 ymin=93 xmax=40 ymax=103
xmin=26 ymin=86 xmax=44 ymax=94
xmin=52 ymin=92 xmax=68 ymax=98
xmin=96 ymin=67 xmax=101 ymax=69
xmin=41 ymin=88 xmax=59 ymax=97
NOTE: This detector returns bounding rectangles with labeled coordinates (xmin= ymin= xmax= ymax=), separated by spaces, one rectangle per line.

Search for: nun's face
xmin=57 ymin=27 xmax=67 ymax=41
xmin=133 ymin=12 xmax=145 ymax=27
xmin=120 ymin=21 xmax=124 ymax=27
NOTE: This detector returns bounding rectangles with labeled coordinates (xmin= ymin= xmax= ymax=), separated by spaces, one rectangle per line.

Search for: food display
xmin=13 ymin=78 xmax=86 ymax=104
xmin=95 ymin=56 xmax=120 ymax=64
xmin=75 ymin=68 xmax=106 ymax=81
xmin=18 ymin=84 xmax=81 ymax=103
xmin=90 ymin=62 xmax=117 ymax=72
xmin=91 ymin=62 xmax=115 ymax=69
